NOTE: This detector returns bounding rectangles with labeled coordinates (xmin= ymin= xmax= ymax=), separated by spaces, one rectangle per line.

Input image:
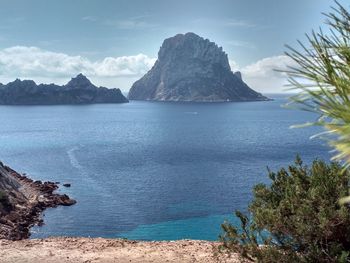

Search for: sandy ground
xmin=0 ymin=237 xmax=244 ymax=263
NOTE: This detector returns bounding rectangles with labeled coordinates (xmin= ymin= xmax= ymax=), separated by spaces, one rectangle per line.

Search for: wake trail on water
xmin=67 ymin=146 xmax=112 ymax=198
xmin=67 ymin=146 xmax=84 ymax=170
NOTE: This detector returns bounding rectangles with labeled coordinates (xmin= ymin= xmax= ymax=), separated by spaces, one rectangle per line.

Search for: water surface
xmin=0 ymin=95 xmax=330 ymax=240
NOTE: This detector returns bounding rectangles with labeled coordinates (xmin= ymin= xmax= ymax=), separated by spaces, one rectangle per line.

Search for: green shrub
xmin=285 ymin=1 xmax=350 ymax=171
xmin=221 ymin=157 xmax=350 ymax=262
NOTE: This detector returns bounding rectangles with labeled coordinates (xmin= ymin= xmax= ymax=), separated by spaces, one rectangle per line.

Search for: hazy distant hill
xmin=0 ymin=74 xmax=128 ymax=105
xmin=128 ymin=32 xmax=268 ymax=102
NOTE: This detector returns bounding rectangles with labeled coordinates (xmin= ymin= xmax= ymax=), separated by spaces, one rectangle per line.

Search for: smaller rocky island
xmin=0 ymin=74 xmax=128 ymax=105
xmin=129 ymin=32 xmax=268 ymax=102
xmin=0 ymin=162 xmax=76 ymax=240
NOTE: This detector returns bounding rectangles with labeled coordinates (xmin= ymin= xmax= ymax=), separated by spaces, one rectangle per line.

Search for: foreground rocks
xmin=0 ymin=162 xmax=76 ymax=240
xmin=0 ymin=237 xmax=247 ymax=263
xmin=128 ymin=32 xmax=268 ymax=102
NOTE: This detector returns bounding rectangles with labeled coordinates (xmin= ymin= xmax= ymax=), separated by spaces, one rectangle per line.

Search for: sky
xmin=0 ymin=0 xmax=347 ymax=93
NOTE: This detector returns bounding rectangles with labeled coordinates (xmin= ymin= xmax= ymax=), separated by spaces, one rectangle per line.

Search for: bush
xmin=286 ymin=1 xmax=350 ymax=170
xmin=221 ymin=157 xmax=350 ymax=262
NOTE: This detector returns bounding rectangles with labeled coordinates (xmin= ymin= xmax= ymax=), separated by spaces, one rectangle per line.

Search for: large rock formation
xmin=0 ymin=74 xmax=128 ymax=105
xmin=128 ymin=32 xmax=268 ymax=102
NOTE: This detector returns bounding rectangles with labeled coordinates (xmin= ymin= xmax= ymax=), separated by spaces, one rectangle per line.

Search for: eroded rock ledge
xmin=0 ymin=162 xmax=76 ymax=240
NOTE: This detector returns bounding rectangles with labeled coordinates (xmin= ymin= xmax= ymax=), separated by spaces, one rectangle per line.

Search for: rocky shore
xmin=0 ymin=162 xmax=76 ymax=240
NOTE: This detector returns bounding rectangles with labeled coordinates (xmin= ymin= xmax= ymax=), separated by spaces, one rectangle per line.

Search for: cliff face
xmin=0 ymin=74 xmax=128 ymax=105
xmin=128 ymin=32 xmax=268 ymax=102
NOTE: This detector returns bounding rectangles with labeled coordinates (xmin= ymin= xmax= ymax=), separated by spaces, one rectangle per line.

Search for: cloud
xmin=230 ymin=55 xmax=298 ymax=93
xmin=81 ymin=14 xmax=157 ymax=30
xmin=98 ymin=14 xmax=156 ymax=30
xmin=229 ymin=60 xmax=240 ymax=72
xmin=0 ymin=45 xmax=296 ymax=93
xmin=81 ymin=16 xmax=98 ymax=22
xmin=223 ymin=19 xmax=256 ymax=28
xmin=94 ymin=55 xmax=156 ymax=77
xmin=103 ymin=19 xmax=157 ymax=30
xmin=0 ymin=46 xmax=156 ymax=90
xmin=225 ymin=40 xmax=256 ymax=49
xmin=192 ymin=18 xmax=256 ymax=28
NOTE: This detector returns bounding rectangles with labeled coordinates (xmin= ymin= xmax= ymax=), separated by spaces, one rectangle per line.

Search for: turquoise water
xmin=0 ymin=95 xmax=330 ymax=240
xmin=121 ymin=214 xmax=240 ymax=241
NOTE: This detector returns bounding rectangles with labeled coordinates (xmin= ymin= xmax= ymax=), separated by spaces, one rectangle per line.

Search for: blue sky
xmin=0 ymin=0 xmax=347 ymax=93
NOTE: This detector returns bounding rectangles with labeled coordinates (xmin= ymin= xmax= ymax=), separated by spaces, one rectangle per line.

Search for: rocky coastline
xmin=0 ymin=162 xmax=76 ymax=240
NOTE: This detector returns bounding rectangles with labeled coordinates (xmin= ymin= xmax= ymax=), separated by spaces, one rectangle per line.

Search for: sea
xmin=0 ymin=94 xmax=331 ymax=241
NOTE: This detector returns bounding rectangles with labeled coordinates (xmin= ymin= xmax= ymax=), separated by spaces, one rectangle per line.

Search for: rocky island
xmin=0 ymin=74 xmax=128 ymax=105
xmin=128 ymin=32 xmax=268 ymax=102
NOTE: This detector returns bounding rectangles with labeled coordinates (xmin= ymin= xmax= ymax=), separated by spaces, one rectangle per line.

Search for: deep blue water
xmin=0 ymin=95 xmax=331 ymax=241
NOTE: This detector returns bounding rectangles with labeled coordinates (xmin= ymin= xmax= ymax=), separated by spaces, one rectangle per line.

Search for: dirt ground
xmin=0 ymin=237 xmax=245 ymax=263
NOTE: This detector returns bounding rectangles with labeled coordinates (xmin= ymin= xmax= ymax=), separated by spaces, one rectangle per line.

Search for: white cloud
xmin=94 ymin=55 xmax=156 ymax=77
xmin=0 ymin=45 xmax=296 ymax=94
xmin=225 ymin=40 xmax=256 ymax=49
xmin=231 ymin=55 xmax=298 ymax=93
xmin=102 ymin=15 xmax=157 ymax=30
xmin=103 ymin=19 xmax=156 ymax=29
xmin=223 ymin=19 xmax=256 ymax=28
xmin=0 ymin=46 xmax=156 ymax=90
xmin=82 ymin=14 xmax=156 ymax=30
xmin=81 ymin=16 xmax=98 ymax=22
xmin=192 ymin=18 xmax=256 ymax=28
xmin=229 ymin=59 xmax=240 ymax=72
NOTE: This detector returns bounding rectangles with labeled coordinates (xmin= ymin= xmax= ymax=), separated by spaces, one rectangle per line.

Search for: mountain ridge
xmin=0 ymin=74 xmax=128 ymax=105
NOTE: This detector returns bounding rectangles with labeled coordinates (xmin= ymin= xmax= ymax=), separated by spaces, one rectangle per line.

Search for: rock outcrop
xmin=0 ymin=162 xmax=76 ymax=240
xmin=0 ymin=74 xmax=128 ymax=105
xmin=128 ymin=32 xmax=268 ymax=102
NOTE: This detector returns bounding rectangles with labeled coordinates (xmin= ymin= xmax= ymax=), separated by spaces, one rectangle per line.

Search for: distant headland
xmin=0 ymin=74 xmax=128 ymax=105
xmin=129 ymin=32 xmax=269 ymax=102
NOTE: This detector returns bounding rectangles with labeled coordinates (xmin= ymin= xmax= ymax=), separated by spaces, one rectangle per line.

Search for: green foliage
xmin=221 ymin=2 xmax=350 ymax=261
xmin=221 ymin=157 xmax=350 ymax=262
xmin=285 ymin=1 xmax=350 ymax=170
